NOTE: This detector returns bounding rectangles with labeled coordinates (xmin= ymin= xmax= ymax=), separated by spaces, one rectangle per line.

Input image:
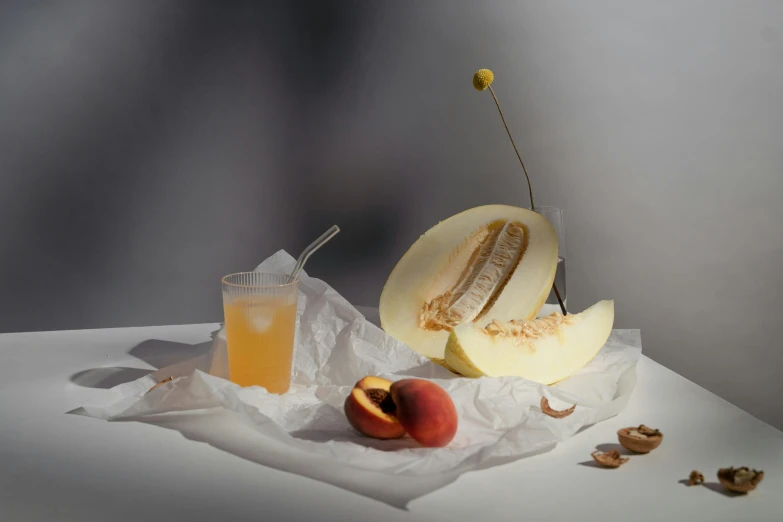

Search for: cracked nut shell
xmin=591 ymin=449 xmax=629 ymax=468
xmin=540 ymin=397 xmax=576 ymax=419
xmin=147 ymin=376 xmax=173 ymax=394
xmin=717 ymin=467 xmax=764 ymax=493
xmin=617 ymin=424 xmax=663 ymax=453
xmin=688 ymin=470 xmax=704 ymax=486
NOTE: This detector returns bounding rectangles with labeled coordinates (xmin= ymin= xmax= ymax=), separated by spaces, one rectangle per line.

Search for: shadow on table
xmin=677 ymin=479 xmax=746 ymax=498
xmin=130 ymin=339 xmax=213 ymax=370
xmin=288 ymin=429 xmax=420 ymax=451
xmin=577 ymin=459 xmax=606 ymax=469
xmin=595 ymin=442 xmax=633 ymax=456
xmin=69 ymin=339 xmax=214 ymax=389
xmin=71 ymin=367 xmax=154 ymax=388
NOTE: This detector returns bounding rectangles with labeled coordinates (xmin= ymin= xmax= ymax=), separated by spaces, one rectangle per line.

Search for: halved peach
xmin=344 ymin=376 xmax=405 ymax=440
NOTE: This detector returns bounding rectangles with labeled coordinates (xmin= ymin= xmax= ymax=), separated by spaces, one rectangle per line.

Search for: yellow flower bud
xmin=472 ymin=69 xmax=494 ymax=91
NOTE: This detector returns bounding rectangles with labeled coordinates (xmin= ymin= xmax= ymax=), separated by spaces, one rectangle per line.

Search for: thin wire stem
xmin=487 ymin=85 xmax=535 ymax=211
xmin=552 ymin=281 xmax=567 ymax=316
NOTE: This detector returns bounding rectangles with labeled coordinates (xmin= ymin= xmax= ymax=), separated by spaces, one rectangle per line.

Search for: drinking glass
xmin=221 ymin=272 xmax=299 ymax=393
xmin=534 ymin=206 xmax=567 ymax=316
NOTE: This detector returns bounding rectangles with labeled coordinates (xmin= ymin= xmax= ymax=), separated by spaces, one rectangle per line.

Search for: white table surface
xmin=1 ymin=312 xmax=782 ymax=522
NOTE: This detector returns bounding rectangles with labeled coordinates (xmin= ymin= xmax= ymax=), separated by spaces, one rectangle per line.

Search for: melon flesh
xmin=379 ymin=205 xmax=559 ymax=363
xmin=444 ymin=300 xmax=614 ymax=384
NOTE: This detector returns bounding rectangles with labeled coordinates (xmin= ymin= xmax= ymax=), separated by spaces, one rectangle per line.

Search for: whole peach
xmin=390 ymin=378 xmax=458 ymax=448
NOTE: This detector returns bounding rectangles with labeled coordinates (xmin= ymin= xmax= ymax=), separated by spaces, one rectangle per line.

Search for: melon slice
xmin=443 ymin=300 xmax=614 ymax=384
xmin=379 ymin=205 xmax=559 ymax=364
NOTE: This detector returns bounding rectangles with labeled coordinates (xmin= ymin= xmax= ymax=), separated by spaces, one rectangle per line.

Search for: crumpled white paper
xmin=75 ymin=250 xmax=642 ymax=507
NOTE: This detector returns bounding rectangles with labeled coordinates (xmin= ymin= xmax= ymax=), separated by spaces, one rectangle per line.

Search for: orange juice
xmin=223 ymin=296 xmax=297 ymax=393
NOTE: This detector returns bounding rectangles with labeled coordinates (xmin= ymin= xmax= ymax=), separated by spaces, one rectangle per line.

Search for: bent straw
xmin=287 ymin=225 xmax=340 ymax=283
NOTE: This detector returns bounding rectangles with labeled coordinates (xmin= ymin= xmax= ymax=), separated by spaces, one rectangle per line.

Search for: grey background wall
xmin=1 ymin=1 xmax=781 ymax=429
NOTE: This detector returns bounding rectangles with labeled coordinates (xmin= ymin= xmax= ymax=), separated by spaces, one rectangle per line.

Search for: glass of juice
xmin=221 ymin=272 xmax=299 ymax=393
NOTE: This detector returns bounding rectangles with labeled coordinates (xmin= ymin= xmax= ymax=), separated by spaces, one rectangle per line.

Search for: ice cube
xmin=247 ymin=306 xmax=274 ymax=333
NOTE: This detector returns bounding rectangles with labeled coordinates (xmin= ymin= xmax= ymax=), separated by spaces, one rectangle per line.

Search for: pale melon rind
xmin=379 ymin=204 xmax=559 ymax=362
xmin=444 ymin=300 xmax=614 ymax=384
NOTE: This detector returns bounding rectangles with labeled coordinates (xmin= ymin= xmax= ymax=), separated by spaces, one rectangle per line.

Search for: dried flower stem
xmin=487 ymin=85 xmax=535 ymax=211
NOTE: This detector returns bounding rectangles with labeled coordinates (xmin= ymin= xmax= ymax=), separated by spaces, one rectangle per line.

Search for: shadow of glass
xmin=129 ymin=339 xmax=213 ymax=369
xmin=70 ymin=367 xmax=153 ymax=388
xmin=69 ymin=339 xmax=215 ymax=390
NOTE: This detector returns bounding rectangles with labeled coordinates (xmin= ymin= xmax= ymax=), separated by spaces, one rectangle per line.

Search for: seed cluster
xmin=419 ymin=291 xmax=456 ymax=331
xmin=482 ymin=312 xmax=575 ymax=346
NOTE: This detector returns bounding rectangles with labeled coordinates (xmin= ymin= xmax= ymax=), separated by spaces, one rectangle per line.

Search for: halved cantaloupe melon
xmin=379 ymin=205 xmax=559 ymax=364
xmin=444 ymin=300 xmax=614 ymax=384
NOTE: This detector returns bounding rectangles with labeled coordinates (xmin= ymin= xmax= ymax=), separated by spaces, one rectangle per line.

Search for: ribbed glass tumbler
xmin=221 ymin=272 xmax=299 ymax=393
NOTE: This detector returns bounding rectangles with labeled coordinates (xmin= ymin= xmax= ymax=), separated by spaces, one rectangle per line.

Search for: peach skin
xmin=390 ymin=378 xmax=458 ymax=448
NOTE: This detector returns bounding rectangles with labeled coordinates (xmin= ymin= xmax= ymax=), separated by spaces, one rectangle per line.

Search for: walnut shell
xmin=540 ymin=397 xmax=576 ymax=419
xmin=617 ymin=425 xmax=663 ymax=453
xmin=717 ymin=467 xmax=764 ymax=493
xmin=591 ymin=450 xmax=629 ymax=468
xmin=688 ymin=470 xmax=704 ymax=486
xmin=147 ymin=376 xmax=173 ymax=394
